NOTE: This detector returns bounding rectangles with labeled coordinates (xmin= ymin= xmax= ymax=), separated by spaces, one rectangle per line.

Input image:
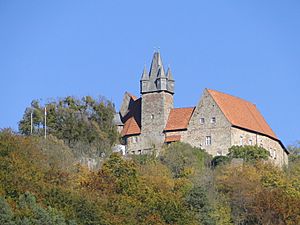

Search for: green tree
xmin=288 ymin=141 xmax=300 ymax=163
xmin=211 ymin=155 xmax=230 ymax=168
xmin=186 ymin=186 xmax=216 ymax=225
xmin=160 ymin=142 xmax=210 ymax=179
xmin=227 ymin=145 xmax=269 ymax=162
xmin=19 ymin=96 xmax=118 ymax=158
xmin=0 ymin=197 xmax=14 ymax=225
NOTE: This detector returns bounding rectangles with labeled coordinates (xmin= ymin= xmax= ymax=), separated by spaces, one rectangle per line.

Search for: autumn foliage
xmin=0 ymin=129 xmax=300 ymax=224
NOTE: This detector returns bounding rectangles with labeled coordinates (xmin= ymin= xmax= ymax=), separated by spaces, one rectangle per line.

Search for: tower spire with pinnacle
xmin=140 ymin=51 xmax=175 ymax=94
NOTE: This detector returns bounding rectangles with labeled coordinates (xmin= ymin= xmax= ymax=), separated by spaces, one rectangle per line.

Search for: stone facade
xmin=116 ymin=52 xmax=289 ymax=167
xmin=141 ymin=92 xmax=173 ymax=150
xmin=182 ymin=89 xmax=232 ymax=156
xmin=231 ymin=127 xmax=288 ymax=167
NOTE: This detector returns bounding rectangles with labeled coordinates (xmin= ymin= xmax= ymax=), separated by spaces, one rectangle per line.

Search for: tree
xmin=186 ymin=186 xmax=216 ymax=225
xmin=0 ymin=197 xmax=14 ymax=225
xmin=19 ymin=96 xmax=118 ymax=158
xmin=211 ymin=155 xmax=230 ymax=168
xmin=288 ymin=141 xmax=300 ymax=163
xmin=227 ymin=145 xmax=269 ymax=162
xmin=160 ymin=142 xmax=210 ymax=180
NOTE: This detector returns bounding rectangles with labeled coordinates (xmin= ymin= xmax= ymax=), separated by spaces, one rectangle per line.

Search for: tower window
xmin=211 ymin=117 xmax=216 ymax=124
xmin=200 ymin=118 xmax=205 ymax=124
xmin=205 ymin=136 xmax=211 ymax=145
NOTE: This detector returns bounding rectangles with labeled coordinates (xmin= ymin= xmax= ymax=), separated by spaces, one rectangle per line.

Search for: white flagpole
xmin=30 ymin=111 xmax=33 ymax=135
xmin=44 ymin=107 xmax=47 ymax=139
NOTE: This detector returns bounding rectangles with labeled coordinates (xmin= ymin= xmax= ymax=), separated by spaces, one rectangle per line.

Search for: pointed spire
xmin=149 ymin=51 xmax=165 ymax=78
xmin=166 ymin=67 xmax=174 ymax=80
xmin=157 ymin=66 xmax=166 ymax=78
xmin=140 ymin=65 xmax=149 ymax=80
xmin=157 ymin=51 xmax=163 ymax=67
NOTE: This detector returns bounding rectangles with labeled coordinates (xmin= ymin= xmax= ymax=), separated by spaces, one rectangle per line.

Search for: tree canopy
xmin=19 ymin=96 xmax=118 ymax=159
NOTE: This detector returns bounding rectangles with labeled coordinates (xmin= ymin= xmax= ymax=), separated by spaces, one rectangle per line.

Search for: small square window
xmin=132 ymin=136 xmax=138 ymax=144
xmin=211 ymin=117 xmax=216 ymax=124
xmin=200 ymin=118 xmax=205 ymax=124
xmin=205 ymin=136 xmax=211 ymax=145
xmin=249 ymin=139 xmax=253 ymax=145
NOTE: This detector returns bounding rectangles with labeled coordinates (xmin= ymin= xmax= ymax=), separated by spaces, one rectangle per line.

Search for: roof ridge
xmin=125 ymin=91 xmax=138 ymax=101
xmin=206 ymin=88 xmax=256 ymax=106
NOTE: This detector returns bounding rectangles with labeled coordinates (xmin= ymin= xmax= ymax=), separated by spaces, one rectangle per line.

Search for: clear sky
xmin=0 ymin=1 xmax=299 ymax=146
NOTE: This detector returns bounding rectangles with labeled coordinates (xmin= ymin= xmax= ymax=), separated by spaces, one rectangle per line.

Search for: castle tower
xmin=140 ymin=52 xmax=175 ymax=149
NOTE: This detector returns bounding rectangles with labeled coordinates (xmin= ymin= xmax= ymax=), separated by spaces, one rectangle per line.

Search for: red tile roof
xmin=165 ymin=135 xmax=181 ymax=143
xmin=126 ymin=92 xmax=137 ymax=101
xmin=207 ymin=89 xmax=278 ymax=140
xmin=121 ymin=117 xmax=140 ymax=136
xmin=120 ymin=94 xmax=141 ymax=137
xmin=164 ymin=107 xmax=195 ymax=131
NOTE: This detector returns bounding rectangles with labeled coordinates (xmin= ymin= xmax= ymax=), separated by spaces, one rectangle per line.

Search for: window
xmin=132 ymin=136 xmax=138 ymax=144
xmin=274 ymin=149 xmax=277 ymax=159
xmin=270 ymin=148 xmax=273 ymax=158
xmin=240 ymin=136 xmax=243 ymax=146
xmin=211 ymin=117 xmax=216 ymax=124
xmin=205 ymin=136 xmax=211 ymax=145
xmin=249 ymin=139 xmax=253 ymax=145
xmin=151 ymin=114 xmax=154 ymax=120
xmin=200 ymin=118 xmax=205 ymax=124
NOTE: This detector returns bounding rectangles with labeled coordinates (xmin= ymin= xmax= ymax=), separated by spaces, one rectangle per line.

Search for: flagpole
xmin=30 ymin=111 xmax=33 ymax=135
xmin=44 ymin=107 xmax=47 ymax=139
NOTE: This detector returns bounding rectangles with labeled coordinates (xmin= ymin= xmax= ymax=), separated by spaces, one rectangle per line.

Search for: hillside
xmin=0 ymin=96 xmax=300 ymax=224
xmin=0 ymin=133 xmax=300 ymax=224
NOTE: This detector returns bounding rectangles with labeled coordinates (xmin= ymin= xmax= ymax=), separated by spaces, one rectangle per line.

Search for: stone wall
xmin=183 ymin=89 xmax=232 ymax=156
xmin=231 ymin=127 xmax=288 ymax=167
xmin=124 ymin=135 xmax=143 ymax=154
xmin=141 ymin=92 xmax=173 ymax=150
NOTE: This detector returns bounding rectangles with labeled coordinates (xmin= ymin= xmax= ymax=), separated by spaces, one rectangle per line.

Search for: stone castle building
xmin=114 ymin=52 xmax=289 ymax=167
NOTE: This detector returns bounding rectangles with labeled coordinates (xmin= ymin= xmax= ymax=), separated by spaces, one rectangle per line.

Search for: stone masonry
xmin=115 ymin=52 xmax=289 ymax=167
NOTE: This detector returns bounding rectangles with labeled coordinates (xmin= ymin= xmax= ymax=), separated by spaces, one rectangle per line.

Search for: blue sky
xmin=0 ymin=1 xmax=299 ymax=146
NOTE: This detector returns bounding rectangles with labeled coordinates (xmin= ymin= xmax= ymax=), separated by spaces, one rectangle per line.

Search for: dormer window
xmin=200 ymin=118 xmax=205 ymax=124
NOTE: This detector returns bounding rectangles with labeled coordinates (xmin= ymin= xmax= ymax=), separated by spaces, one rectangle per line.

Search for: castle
xmin=114 ymin=52 xmax=289 ymax=167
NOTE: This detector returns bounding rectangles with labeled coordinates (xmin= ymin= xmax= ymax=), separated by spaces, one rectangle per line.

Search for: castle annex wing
xmin=207 ymin=89 xmax=277 ymax=140
xmin=119 ymin=92 xmax=141 ymax=137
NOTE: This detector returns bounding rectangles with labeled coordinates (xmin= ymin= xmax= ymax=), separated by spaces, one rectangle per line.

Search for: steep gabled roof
xmin=207 ymin=89 xmax=278 ymax=140
xmin=121 ymin=117 xmax=141 ymax=136
xmin=120 ymin=94 xmax=141 ymax=137
xmin=164 ymin=107 xmax=195 ymax=131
